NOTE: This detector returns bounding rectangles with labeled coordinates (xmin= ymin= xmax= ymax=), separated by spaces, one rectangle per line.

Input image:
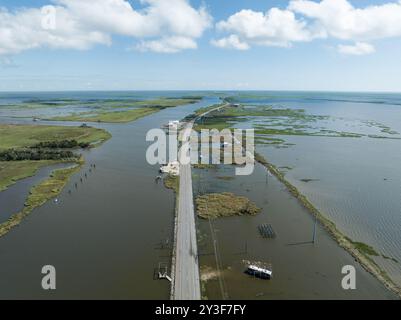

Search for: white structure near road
xmin=168 ymin=120 xmax=180 ymax=131
xmin=160 ymin=161 xmax=180 ymax=176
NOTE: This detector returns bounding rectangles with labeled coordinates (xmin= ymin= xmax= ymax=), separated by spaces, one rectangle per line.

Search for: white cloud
xmin=0 ymin=7 xmax=111 ymax=55
xmin=337 ymin=42 xmax=375 ymax=55
xmin=214 ymin=0 xmax=401 ymax=53
xmin=214 ymin=8 xmax=322 ymax=49
xmin=211 ymin=35 xmax=250 ymax=50
xmin=0 ymin=0 xmax=212 ymax=55
xmin=137 ymin=36 xmax=197 ymax=53
xmin=56 ymin=0 xmax=211 ymax=38
xmin=289 ymin=0 xmax=401 ymax=41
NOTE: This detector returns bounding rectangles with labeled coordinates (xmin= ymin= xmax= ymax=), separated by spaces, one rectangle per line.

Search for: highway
xmin=171 ymin=104 xmax=228 ymax=300
xmin=171 ymin=120 xmax=200 ymax=300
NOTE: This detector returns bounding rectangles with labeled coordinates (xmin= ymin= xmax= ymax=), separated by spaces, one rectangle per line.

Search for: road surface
xmin=172 ymin=151 xmax=200 ymax=299
xmin=171 ymin=104 xmax=228 ymax=300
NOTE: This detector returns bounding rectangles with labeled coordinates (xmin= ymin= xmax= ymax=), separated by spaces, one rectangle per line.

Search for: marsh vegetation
xmin=189 ymin=96 xmax=401 ymax=297
xmin=0 ymin=124 xmax=110 ymax=189
xmin=163 ymin=174 xmax=179 ymax=193
xmin=44 ymin=98 xmax=201 ymax=123
xmin=0 ymin=123 xmax=111 ymax=238
xmin=0 ymin=163 xmax=82 ymax=238
xmin=196 ymin=192 xmax=261 ymax=219
xmin=0 ymin=124 xmax=110 ymax=150
xmin=192 ymin=103 xmax=400 ymax=149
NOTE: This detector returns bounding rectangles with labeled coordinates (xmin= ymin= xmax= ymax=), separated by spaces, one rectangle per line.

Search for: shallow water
xmin=0 ymin=94 xmax=217 ymax=299
xmin=0 ymin=162 xmax=75 ymax=223
xmin=231 ymin=91 xmax=401 ymax=288
xmin=194 ymin=164 xmax=396 ymax=299
xmin=257 ymin=136 xmax=401 ymax=287
xmin=0 ymin=91 xmax=399 ymax=299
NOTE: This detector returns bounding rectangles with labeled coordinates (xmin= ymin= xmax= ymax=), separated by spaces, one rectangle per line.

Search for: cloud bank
xmin=2 ymin=0 xmax=401 ymax=56
xmin=0 ymin=0 xmax=212 ymax=55
xmin=337 ymin=42 xmax=376 ymax=55
xmin=213 ymin=0 xmax=401 ymax=55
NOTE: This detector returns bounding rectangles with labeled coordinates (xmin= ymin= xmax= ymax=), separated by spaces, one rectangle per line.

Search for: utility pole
xmin=312 ymin=215 xmax=317 ymax=244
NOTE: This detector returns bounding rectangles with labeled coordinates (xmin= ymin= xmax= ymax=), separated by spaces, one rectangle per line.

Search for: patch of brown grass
xmin=196 ymin=192 xmax=261 ymax=219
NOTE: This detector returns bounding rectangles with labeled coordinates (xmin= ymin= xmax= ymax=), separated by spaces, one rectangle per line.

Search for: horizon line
xmin=1 ymin=89 xmax=401 ymax=94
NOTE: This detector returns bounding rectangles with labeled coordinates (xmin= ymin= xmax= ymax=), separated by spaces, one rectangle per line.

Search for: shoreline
xmin=0 ymin=131 xmax=111 ymax=239
xmin=189 ymin=101 xmax=401 ymax=298
xmin=163 ymin=175 xmax=180 ymax=300
xmin=254 ymin=152 xmax=401 ymax=299
xmin=0 ymin=159 xmax=83 ymax=238
xmin=0 ymin=160 xmax=58 ymax=192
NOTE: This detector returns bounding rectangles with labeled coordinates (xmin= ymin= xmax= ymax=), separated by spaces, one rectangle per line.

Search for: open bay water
xmin=194 ymin=164 xmax=396 ymax=299
xmin=0 ymin=92 xmax=218 ymax=299
xmin=0 ymin=91 xmax=399 ymax=299
xmin=231 ymin=91 xmax=401 ymax=288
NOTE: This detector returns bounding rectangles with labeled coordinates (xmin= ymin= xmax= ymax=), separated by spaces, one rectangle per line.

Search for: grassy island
xmin=0 ymin=124 xmax=111 ymax=238
xmin=0 ymin=124 xmax=110 ymax=191
xmin=0 ymin=124 xmax=110 ymax=151
xmin=46 ymin=98 xmax=201 ymax=123
xmin=49 ymin=107 xmax=159 ymax=123
xmin=196 ymin=192 xmax=261 ymax=219
xmin=0 ymin=161 xmax=83 ymax=237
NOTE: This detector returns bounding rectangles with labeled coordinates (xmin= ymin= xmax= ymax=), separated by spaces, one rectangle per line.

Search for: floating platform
xmin=243 ymin=260 xmax=273 ymax=280
xmin=245 ymin=265 xmax=272 ymax=280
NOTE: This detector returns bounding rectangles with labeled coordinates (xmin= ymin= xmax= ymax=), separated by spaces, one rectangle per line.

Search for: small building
xmin=168 ymin=120 xmax=180 ymax=131
xmin=160 ymin=161 xmax=180 ymax=176
xmin=163 ymin=120 xmax=181 ymax=135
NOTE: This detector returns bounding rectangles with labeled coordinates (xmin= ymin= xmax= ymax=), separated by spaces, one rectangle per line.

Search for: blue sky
xmin=1 ymin=0 xmax=401 ymax=92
